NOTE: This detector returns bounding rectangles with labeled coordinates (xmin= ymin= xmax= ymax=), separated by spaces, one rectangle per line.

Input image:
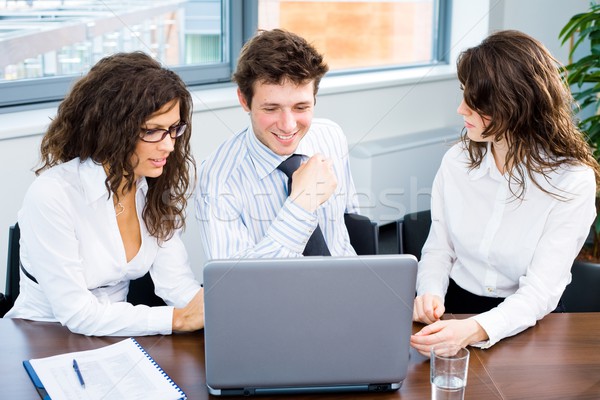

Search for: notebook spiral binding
xmin=130 ymin=338 xmax=187 ymax=400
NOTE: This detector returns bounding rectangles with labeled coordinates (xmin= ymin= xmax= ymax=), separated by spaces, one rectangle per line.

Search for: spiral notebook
xmin=23 ymin=337 xmax=185 ymax=400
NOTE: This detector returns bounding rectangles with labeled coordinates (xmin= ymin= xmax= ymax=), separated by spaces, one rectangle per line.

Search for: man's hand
xmin=289 ymin=153 xmax=337 ymax=212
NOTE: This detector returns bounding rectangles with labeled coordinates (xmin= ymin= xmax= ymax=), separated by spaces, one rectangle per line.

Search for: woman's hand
xmin=172 ymin=288 xmax=204 ymax=332
xmin=410 ymin=319 xmax=488 ymax=356
xmin=413 ymin=294 xmax=445 ymax=324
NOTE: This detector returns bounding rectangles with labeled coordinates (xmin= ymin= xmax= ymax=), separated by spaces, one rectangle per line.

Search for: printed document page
xmin=27 ymin=337 xmax=185 ymax=400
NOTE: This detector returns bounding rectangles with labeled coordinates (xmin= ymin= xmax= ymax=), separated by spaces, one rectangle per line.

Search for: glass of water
xmin=430 ymin=343 xmax=470 ymax=400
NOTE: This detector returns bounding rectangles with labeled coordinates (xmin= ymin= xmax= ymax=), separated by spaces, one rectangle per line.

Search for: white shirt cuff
xmin=470 ymin=313 xmax=501 ymax=348
xmin=148 ymin=306 xmax=175 ymax=335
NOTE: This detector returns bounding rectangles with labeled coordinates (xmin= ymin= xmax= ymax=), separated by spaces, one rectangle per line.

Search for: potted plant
xmin=558 ymin=2 xmax=600 ymax=311
xmin=560 ymin=2 xmax=600 ymax=260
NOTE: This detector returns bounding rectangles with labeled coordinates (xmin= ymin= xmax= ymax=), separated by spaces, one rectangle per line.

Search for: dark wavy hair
xmin=232 ymin=28 xmax=329 ymax=108
xmin=37 ymin=51 xmax=195 ymax=241
xmin=457 ymin=30 xmax=600 ymax=199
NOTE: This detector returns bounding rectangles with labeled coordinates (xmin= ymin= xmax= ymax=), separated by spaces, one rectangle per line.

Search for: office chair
xmin=561 ymin=260 xmax=600 ymax=312
xmin=127 ymin=273 xmax=166 ymax=306
xmin=3 ymin=222 xmax=166 ymax=310
xmin=344 ymin=213 xmax=379 ymax=255
xmin=1 ymin=223 xmax=20 ymax=317
xmin=396 ymin=212 xmax=600 ymax=313
xmin=397 ymin=210 xmax=431 ymax=260
xmin=396 ymin=210 xmax=600 ymax=313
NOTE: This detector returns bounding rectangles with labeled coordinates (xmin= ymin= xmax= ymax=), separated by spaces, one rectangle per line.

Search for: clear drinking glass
xmin=430 ymin=343 xmax=470 ymax=400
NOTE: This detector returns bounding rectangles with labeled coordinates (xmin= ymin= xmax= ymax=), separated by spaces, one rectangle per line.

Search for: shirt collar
xmin=245 ymin=125 xmax=315 ymax=180
xmin=295 ymin=133 xmax=318 ymax=158
xmin=79 ymin=158 xmax=147 ymax=204
xmin=468 ymin=142 xmax=505 ymax=181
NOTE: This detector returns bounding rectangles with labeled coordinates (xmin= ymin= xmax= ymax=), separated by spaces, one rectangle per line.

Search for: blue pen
xmin=72 ymin=359 xmax=85 ymax=388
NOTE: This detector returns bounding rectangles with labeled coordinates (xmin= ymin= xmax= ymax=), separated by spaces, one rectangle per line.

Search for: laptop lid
xmin=203 ymin=255 xmax=417 ymax=396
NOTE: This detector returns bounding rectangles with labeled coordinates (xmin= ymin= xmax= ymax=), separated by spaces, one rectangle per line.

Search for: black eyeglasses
xmin=139 ymin=122 xmax=187 ymax=143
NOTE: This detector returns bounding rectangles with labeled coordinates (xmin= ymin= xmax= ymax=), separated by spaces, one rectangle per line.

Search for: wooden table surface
xmin=1 ymin=313 xmax=599 ymax=399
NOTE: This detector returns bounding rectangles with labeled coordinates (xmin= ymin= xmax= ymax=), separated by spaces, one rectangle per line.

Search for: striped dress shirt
xmin=196 ymin=118 xmax=359 ymax=259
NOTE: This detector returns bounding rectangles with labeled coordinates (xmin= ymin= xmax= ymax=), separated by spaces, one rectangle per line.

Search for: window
xmin=258 ymin=0 xmax=450 ymax=73
xmin=0 ymin=0 xmax=448 ymax=110
xmin=0 ymin=0 xmax=240 ymax=108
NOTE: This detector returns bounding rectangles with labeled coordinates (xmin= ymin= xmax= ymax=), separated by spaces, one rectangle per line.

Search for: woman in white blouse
xmin=411 ymin=30 xmax=600 ymax=353
xmin=5 ymin=52 xmax=204 ymax=336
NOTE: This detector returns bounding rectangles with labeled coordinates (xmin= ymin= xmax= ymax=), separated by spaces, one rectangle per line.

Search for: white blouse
xmin=417 ymin=142 xmax=596 ymax=347
xmin=5 ymin=158 xmax=201 ymax=336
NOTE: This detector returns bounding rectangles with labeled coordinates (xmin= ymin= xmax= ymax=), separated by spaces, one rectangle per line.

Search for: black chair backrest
xmin=397 ymin=210 xmax=600 ymax=313
xmin=561 ymin=260 xmax=600 ymax=312
xmin=127 ymin=273 xmax=166 ymax=306
xmin=5 ymin=223 xmax=21 ymax=307
xmin=344 ymin=213 xmax=379 ymax=255
xmin=398 ymin=210 xmax=431 ymax=260
xmin=4 ymin=222 xmax=166 ymax=308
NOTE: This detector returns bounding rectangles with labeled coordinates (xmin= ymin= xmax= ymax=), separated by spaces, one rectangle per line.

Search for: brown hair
xmin=232 ymin=28 xmax=329 ymax=108
xmin=457 ymin=30 xmax=600 ymax=198
xmin=37 ymin=51 xmax=195 ymax=241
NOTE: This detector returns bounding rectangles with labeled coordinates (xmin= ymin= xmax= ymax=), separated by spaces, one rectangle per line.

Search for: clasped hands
xmin=411 ymin=294 xmax=488 ymax=356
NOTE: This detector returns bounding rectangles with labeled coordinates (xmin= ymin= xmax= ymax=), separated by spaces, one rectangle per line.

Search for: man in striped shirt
xmin=196 ymin=29 xmax=359 ymax=259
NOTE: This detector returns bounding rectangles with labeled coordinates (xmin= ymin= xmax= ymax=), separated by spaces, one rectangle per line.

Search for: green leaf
xmin=587 ymin=121 xmax=600 ymax=138
xmin=576 ymin=98 xmax=598 ymax=110
xmin=573 ymin=86 xmax=600 ymax=100
xmin=561 ymin=8 xmax=600 ymax=58
xmin=564 ymin=55 xmax=600 ymax=85
xmin=566 ymin=53 xmax=600 ymax=67
xmin=572 ymin=30 xmax=595 ymax=57
xmin=559 ymin=12 xmax=596 ymax=43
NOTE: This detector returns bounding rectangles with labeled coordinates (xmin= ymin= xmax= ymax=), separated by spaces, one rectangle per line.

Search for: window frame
xmin=0 ymin=0 xmax=449 ymax=112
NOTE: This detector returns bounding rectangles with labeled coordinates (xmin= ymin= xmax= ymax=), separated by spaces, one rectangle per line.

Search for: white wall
xmin=488 ymin=0 xmax=589 ymax=65
xmin=0 ymin=0 xmax=588 ymax=290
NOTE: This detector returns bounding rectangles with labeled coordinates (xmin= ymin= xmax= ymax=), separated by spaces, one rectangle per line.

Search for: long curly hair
xmin=37 ymin=51 xmax=195 ymax=241
xmin=457 ymin=30 xmax=600 ymax=199
xmin=232 ymin=28 xmax=329 ymax=108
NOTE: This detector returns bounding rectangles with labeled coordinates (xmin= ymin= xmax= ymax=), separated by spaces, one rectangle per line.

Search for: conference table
xmin=1 ymin=313 xmax=599 ymax=399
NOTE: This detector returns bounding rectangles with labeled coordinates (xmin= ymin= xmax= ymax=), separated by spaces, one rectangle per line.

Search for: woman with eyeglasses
xmin=4 ymin=52 xmax=204 ymax=336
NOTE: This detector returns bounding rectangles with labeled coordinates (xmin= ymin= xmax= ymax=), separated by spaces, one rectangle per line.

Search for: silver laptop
xmin=203 ymin=255 xmax=417 ymax=396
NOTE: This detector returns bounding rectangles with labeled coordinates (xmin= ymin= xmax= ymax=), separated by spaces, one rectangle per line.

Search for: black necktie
xmin=277 ymin=154 xmax=331 ymax=256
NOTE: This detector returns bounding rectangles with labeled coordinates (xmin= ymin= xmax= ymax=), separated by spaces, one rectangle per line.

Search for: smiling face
xmin=239 ymin=79 xmax=315 ymax=156
xmin=457 ymin=98 xmax=491 ymax=143
xmin=132 ymin=99 xmax=181 ymax=180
